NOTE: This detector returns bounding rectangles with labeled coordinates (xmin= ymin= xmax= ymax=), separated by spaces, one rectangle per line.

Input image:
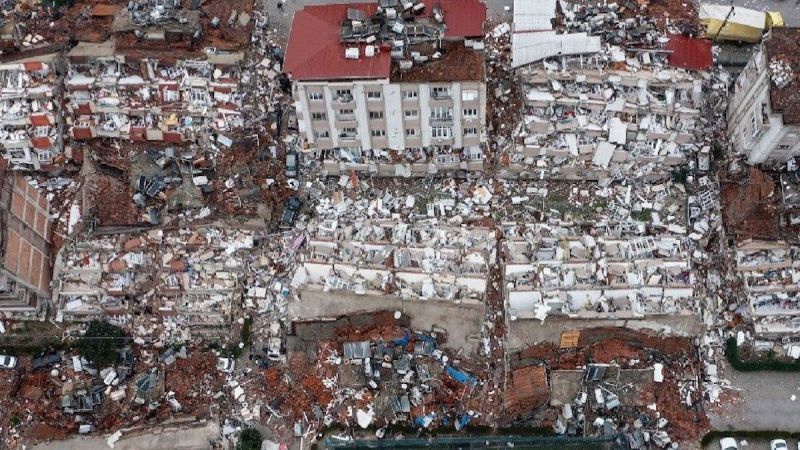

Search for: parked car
xmin=771 ymin=439 xmax=788 ymax=450
xmin=217 ymin=357 xmax=235 ymax=373
xmin=280 ymin=197 xmax=302 ymax=229
xmin=285 ymin=151 xmax=298 ymax=178
xmin=719 ymin=437 xmax=737 ymax=450
xmin=32 ymin=352 xmax=61 ymax=370
xmin=0 ymin=355 xmax=17 ymax=370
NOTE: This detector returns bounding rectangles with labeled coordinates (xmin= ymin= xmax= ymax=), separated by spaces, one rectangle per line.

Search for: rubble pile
xmin=769 ymin=58 xmax=795 ymax=89
xmin=510 ymin=327 xmax=709 ymax=445
xmin=242 ymin=312 xmax=497 ymax=440
xmin=0 ymin=58 xmax=61 ymax=170
xmin=53 ymin=226 xmax=283 ymax=339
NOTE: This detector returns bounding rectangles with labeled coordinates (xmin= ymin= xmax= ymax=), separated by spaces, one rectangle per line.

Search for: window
xmin=8 ymin=150 xmax=25 ymax=160
xmin=463 ymin=108 xmax=478 ymax=118
xmin=777 ymin=144 xmax=792 ymax=150
xmin=338 ymin=109 xmax=354 ymax=116
xmin=33 ymin=126 xmax=50 ymax=137
xmin=335 ymin=89 xmax=352 ymax=97
xmin=308 ymin=91 xmax=323 ymax=101
xmin=404 ymin=110 xmax=418 ymax=118
xmin=370 ymin=129 xmax=386 ymax=137
xmin=751 ymin=112 xmax=759 ymax=137
xmin=341 ymin=127 xmax=357 ymax=137
xmin=431 ymin=126 xmax=452 ymax=139
xmin=431 ymin=106 xmax=452 ymax=120
xmin=311 ymin=112 xmax=326 ymax=121
xmin=431 ymin=86 xmax=450 ymax=98
xmin=189 ymin=88 xmax=210 ymax=105
xmin=405 ymin=128 xmax=417 ymax=137
xmin=403 ymin=90 xmax=418 ymax=100
xmin=37 ymin=150 xmax=52 ymax=162
xmin=462 ymin=90 xmax=478 ymax=101
xmin=367 ymin=91 xmax=382 ymax=100
xmin=314 ymin=130 xmax=330 ymax=139
xmin=369 ymin=111 xmax=384 ymax=119
xmin=464 ymin=127 xmax=478 ymax=136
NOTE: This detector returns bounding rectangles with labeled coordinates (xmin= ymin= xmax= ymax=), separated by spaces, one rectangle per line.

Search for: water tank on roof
xmin=365 ymin=45 xmax=376 ymax=57
xmin=345 ymin=48 xmax=360 ymax=59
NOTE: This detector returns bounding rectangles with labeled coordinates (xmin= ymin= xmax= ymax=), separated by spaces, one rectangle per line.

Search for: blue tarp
xmin=414 ymin=332 xmax=435 ymax=344
xmin=393 ymin=329 xmax=410 ymax=346
xmin=458 ymin=414 xmax=471 ymax=429
xmin=446 ymin=366 xmax=477 ymax=386
xmin=415 ymin=413 xmax=435 ymax=428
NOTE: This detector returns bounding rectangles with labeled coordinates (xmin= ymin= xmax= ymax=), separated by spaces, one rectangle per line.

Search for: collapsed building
xmin=65 ymin=41 xmax=244 ymax=143
xmin=503 ymin=223 xmax=695 ymax=320
xmin=0 ymin=55 xmax=63 ymax=170
xmin=0 ymin=160 xmax=53 ymax=320
xmin=735 ymin=239 xmax=800 ymax=336
xmin=728 ymin=27 xmax=800 ymax=165
xmin=285 ymin=0 xmax=488 ymax=176
xmin=502 ymin=0 xmax=710 ymax=180
xmin=494 ymin=0 xmax=720 ymax=336
xmin=52 ymin=227 xmax=261 ymax=337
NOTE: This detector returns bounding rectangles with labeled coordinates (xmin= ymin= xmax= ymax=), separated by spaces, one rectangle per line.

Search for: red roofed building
xmin=285 ymin=0 xmax=488 ymax=176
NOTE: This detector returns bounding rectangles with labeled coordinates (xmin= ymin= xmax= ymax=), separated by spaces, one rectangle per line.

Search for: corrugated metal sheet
xmin=513 ymin=0 xmax=555 ymax=32
xmin=512 ymin=31 xmax=601 ymax=68
xmin=666 ymin=35 xmax=713 ymax=71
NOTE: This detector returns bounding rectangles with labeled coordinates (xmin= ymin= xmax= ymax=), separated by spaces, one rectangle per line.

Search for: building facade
xmin=0 ymin=160 xmax=53 ymax=319
xmin=285 ymin=0 xmax=488 ymax=176
xmin=728 ymin=28 xmax=800 ymax=165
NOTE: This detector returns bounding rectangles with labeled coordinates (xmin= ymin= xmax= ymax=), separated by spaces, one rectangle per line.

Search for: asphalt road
xmin=708 ymin=361 xmax=800 ymax=432
xmin=704 ymin=437 xmax=800 ymax=450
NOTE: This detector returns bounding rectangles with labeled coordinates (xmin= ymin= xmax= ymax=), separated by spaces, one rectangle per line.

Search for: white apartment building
xmin=284 ymin=0 xmax=488 ymax=176
xmin=728 ymin=28 xmax=800 ymax=165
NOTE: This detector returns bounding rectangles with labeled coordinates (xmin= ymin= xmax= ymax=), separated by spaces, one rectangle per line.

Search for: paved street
xmin=32 ymin=422 xmax=219 ymax=450
xmin=709 ymin=361 xmax=800 ymax=432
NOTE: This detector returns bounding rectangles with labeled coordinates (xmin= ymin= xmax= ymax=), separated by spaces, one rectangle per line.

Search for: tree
xmin=237 ymin=428 xmax=262 ymax=450
xmin=75 ymin=321 xmax=127 ymax=367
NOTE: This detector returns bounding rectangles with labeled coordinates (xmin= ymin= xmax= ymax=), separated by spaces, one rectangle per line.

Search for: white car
xmin=0 ymin=355 xmax=17 ymax=369
xmin=771 ymin=439 xmax=788 ymax=450
xmin=719 ymin=437 xmax=737 ymax=450
xmin=216 ymin=357 xmax=235 ymax=373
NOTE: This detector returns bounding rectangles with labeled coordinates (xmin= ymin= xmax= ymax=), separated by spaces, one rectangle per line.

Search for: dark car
xmin=32 ymin=352 xmax=61 ymax=370
xmin=285 ymin=151 xmax=298 ymax=178
xmin=280 ymin=197 xmax=302 ymax=229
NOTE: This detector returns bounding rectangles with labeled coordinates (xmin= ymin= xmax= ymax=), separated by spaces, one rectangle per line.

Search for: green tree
xmin=75 ymin=321 xmax=127 ymax=367
xmin=237 ymin=428 xmax=262 ymax=450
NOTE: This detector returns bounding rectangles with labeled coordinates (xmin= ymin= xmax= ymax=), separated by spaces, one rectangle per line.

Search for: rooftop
xmin=284 ymin=0 xmax=486 ymax=81
xmin=766 ymin=28 xmax=800 ymax=125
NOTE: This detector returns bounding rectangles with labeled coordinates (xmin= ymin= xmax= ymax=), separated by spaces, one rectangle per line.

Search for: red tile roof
xmin=666 ymin=35 xmax=712 ymax=71
xmin=284 ymin=0 xmax=486 ymax=81
xmin=284 ymin=3 xmax=391 ymax=81
xmin=30 ymin=114 xmax=50 ymax=127
xmin=439 ymin=0 xmax=486 ymax=38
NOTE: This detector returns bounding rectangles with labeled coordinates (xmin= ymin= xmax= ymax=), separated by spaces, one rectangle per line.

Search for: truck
xmin=699 ymin=4 xmax=783 ymax=43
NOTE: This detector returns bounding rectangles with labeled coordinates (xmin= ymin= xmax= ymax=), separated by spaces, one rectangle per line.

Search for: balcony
xmin=430 ymin=115 xmax=453 ymax=124
xmin=430 ymin=90 xmax=451 ymax=100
